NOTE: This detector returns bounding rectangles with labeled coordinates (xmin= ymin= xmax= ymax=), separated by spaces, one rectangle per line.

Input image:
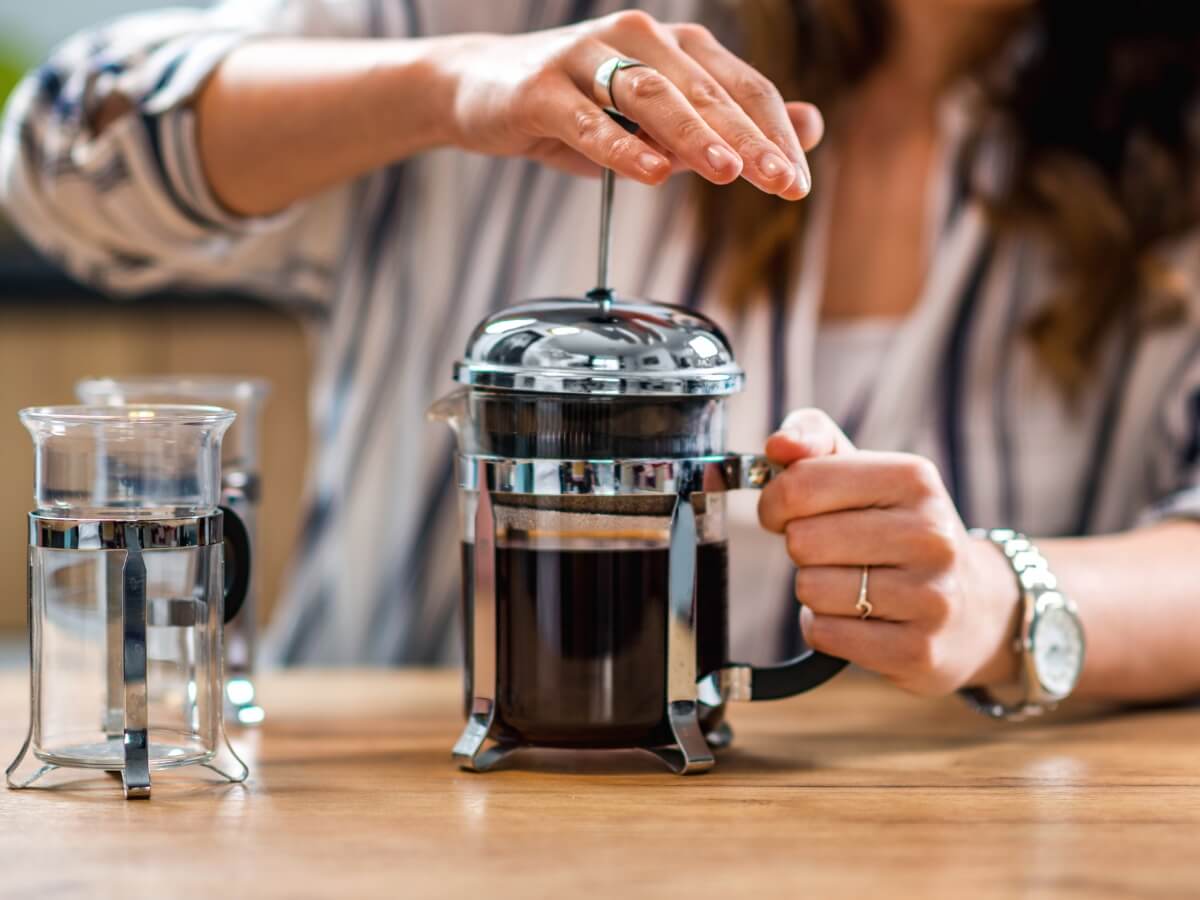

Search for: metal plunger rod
xmin=592 ymin=168 xmax=616 ymax=311
xmin=597 ymin=168 xmax=615 ymax=292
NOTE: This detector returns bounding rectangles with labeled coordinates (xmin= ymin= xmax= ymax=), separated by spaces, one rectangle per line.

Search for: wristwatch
xmin=958 ymin=528 xmax=1086 ymax=721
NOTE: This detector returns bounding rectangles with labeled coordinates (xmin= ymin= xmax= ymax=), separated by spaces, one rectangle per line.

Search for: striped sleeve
xmin=0 ymin=0 xmax=382 ymax=301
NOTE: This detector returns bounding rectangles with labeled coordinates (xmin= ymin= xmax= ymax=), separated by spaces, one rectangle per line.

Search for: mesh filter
xmin=468 ymin=391 xmax=725 ymax=459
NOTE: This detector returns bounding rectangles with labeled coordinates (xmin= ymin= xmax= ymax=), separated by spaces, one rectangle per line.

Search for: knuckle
xmin=727 ymin=128 xmax=769 ymax=155
xmin=625 ymin=68 xmax=672 ymax=104
xmin=917 ymin=581 xmax=954 ymax=625
xmin=793 ymin=568 xmax=811 ymax=601
xmin=515 ymin=69 xmax=557 ymax=112
xmin=903 ymin=456 xmax=943 ymax=498
xmin=918 ymin=523 xmax=958 ymax=567
xmin=572 ymin=107 xmax=609 ymax=144
xmin=674 ymin=22 xmax=716 ymax=46
xmin=802 ymin=614 xmax=833 ymax=654
xmin=785 ymin=522 xmax=809 ymax=564
xmin=733 ymin=71 xmax=780 ymax=105
xmin=673 ymin=113 xmax=713 ymax=146
xmin=611 ymin=9 xmax=661 ymax=38
xmin=601 ymin=132 xmax=642 ymax=163
xmin=776 ymin=470 xmax=807 ymax=520
xmin=686 ymin=77 xmax=724 ymax=110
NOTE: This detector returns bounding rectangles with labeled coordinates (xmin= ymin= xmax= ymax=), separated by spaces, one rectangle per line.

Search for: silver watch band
xmin=958 ymin=528 xmax=1061 ymax=722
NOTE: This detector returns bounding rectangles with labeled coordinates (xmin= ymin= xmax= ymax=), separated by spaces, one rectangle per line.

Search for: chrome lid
xmin=454 ymin=297 xmax=745 ymax=396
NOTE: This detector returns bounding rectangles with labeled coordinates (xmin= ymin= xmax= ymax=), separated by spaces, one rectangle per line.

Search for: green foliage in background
xmin=0 ymin=30 xmax=32 ymax=108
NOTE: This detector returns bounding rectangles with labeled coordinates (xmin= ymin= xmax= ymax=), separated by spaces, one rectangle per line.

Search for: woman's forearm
xmin=194 ymin=14 xmax=829 ymax=219
xmin=1038 ymin=522 xmax=1200 ymax=702
xmin=195 ymin=38 xmax=457 ymax=217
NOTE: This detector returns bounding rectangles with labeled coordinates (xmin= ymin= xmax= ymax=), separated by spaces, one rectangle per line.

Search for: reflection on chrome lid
xmin=455 ymin=296 xmax=745 ymax=396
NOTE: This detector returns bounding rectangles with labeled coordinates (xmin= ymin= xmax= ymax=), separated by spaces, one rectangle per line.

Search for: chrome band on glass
xmin=452 ymin=363 xmax=744 ymax=397
xmin=456 ymin=454 xmax=776 ymax=497
xmin=29 ymin=512 xmax=224 ymax=550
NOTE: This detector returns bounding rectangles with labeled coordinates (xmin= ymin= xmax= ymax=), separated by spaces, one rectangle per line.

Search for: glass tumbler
xmin=77 ymin=377 xmax=269 ymax=726
xmin=5 ymin=406 xmax=251 ymax=799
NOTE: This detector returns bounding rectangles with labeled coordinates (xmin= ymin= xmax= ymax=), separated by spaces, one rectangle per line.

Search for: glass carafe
xmin=431 ymin=298 xmax=847 ymax=775
xmin=76 ymin=377 xmax=269 ymax=726
xmin=6 ymin=405 xmax=251 ymax=799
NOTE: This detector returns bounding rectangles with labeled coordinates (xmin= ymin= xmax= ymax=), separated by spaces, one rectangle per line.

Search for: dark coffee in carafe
xmin=462 ymin=539 xmax=729 ymax=748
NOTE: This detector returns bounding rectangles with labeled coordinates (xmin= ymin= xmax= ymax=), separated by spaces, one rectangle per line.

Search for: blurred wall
xmin=6 ymin=1 xmax=205 ymax=55
xmin=0 ymin=298 xmax=312 ymax=634
xmin=0 ymin=3 xmax=313 ymax=638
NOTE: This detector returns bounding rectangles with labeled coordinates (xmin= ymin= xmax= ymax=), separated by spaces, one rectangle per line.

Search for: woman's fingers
xmin=800 ymin=607 xmax=933 ymax=679
xmin=675 ymin=23 xmax=810 ymax=198
xmin=561 ymin=36 xmax=746 ymax=186
xmin=788 ymin=102 xmax=824 ymax=153
xmin=795 ymin=564 xmax=955 ymax=625
xmin=796 ymin=564 xmax=907 ymax=620
xmin=759 ymin=452 xmax=945 ymax=533
xmin=764 ymin=407 xmax=855 ymax=466
xmin=528 ymin=72 xmax=671 ymax=185
xmin=569 ymin=13 xmax=803 ymax=195
xmin=784 ymin=507 xmax=955 ymax=568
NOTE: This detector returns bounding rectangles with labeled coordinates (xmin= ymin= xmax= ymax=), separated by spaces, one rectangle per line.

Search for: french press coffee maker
xmin=430 ymin=169 xmax=847 ymax=775
xmin=77 ymin=376 xmax=270 ymax=727
xmin=6 ymin=405 xmax=251 ymax=799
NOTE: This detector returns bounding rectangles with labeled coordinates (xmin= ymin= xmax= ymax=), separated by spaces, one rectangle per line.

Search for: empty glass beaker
xmin=76 ymin=377 xmax=269 ymax=725
xmin=6 ymin=405 xmax=251 ymax=799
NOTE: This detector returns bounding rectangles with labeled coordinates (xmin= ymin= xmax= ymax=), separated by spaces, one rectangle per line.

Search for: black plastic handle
xmin=747 ymin=650 xmax=848 ymax=701
xmin=729 ymin=453 xmax=848 ymax=700
xmin=219 ymin=505 xmax=251 ymax=625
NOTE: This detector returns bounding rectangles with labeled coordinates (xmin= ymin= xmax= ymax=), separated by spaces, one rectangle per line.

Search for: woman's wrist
xmin=963 ymin=535 xmax=1023 ymax=689
xmin=361 ymin=36 xmax=464 ymax=157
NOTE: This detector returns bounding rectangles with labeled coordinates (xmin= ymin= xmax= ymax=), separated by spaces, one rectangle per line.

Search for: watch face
xmin=1032 ymin=604 xmax=1084 ymax=697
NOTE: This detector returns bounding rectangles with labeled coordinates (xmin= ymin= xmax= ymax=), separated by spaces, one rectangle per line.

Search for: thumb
xmin=764 ymin=408 xmax=856 ymax=465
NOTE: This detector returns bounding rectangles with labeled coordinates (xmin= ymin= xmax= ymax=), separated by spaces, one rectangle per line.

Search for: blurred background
xmin=0 ymin=2 xmax=312 ymax=661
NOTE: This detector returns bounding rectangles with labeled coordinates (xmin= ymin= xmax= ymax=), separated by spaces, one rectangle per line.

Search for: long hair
xmin=697 ymin=1 xmax=1200 ymax=393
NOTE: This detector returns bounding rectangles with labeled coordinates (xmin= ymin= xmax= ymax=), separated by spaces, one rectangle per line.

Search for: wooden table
xmin=2 ymin=670 xmax=1198 ymax=898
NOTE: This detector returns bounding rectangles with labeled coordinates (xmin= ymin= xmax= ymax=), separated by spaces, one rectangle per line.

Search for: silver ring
xmin=594 ymin=56 xmax=648 ymax=115
xmin=855 ymin=566 xmax=873 ymax=619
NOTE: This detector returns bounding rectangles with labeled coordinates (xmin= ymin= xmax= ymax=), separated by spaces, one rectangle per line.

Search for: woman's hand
xmin=758 ymin=410 xmax=1022 ymax=696
xmin=439 ymin=10 xmax=823 ymax=198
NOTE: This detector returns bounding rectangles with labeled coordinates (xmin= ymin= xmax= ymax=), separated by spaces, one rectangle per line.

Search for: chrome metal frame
xmin=120 ymin=525 xmax=151 ymax=799
xmin=7 ymin=512 xmax=249 ymax=798
xmin=452 ymin=462 xmax=518 ymax=772
xmin=645 ymin=493 xmax=713 ymax=774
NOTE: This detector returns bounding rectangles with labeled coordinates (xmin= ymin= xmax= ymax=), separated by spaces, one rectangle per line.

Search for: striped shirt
xmin=3 ymin=0 xmax=1199 ymax=667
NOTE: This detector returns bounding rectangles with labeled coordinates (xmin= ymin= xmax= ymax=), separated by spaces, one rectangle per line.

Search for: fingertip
xmin=765 ymin=429 xmax=817 ymax=465
xmin=787 ymin=101 xmax=825 ymax=152
xmin=704 ymin=144 xmax=743 ymax=183
xmin=634 ymin=151 xmax=671 ymax=184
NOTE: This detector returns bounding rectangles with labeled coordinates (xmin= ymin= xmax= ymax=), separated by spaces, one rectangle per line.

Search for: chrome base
xmin=202 ymin=733 xmax=250 ymax=785
xmin=9 ymin=518 xmax=251 ymax=799
xmin=4 ymin=730 xmax=53 ymax=790
xmin=452 ymin=715 xmax=735 ymax=775
xmin=6 ymin=733 xmax=248 ymax=796
xmin=452 ymin=700 xmax=520 ymax=773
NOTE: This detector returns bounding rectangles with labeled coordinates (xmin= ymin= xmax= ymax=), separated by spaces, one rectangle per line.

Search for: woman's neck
xmin=873 ymin=0 xmax=1027 ymax=110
